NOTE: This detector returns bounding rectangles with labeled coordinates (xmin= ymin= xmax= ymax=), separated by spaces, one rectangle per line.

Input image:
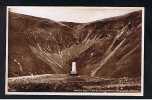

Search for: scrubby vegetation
xmin=8 ymin=74 xmax=141 ymax=92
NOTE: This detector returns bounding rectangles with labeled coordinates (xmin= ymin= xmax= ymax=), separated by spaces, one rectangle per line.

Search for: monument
xmin=70 ymin=62 xmax=77 ymax=76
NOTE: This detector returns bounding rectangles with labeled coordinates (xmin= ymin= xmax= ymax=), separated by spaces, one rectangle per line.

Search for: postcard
xmin=5 ymin=6 xmax=144 ymax=96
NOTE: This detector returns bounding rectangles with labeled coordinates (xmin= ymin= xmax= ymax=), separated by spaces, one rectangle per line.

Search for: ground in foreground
xmin=8 ymin=74 xmax=141 ymax=93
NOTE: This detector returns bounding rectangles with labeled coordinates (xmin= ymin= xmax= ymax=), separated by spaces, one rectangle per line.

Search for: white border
xmin=5 ymin=6 xmax=144 ymax=96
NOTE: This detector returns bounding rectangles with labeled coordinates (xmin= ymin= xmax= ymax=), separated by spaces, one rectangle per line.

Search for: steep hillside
xmin=8 ymin=11 xmax=142 ymax=78
xmin=8 ymin=12 xmax=77 ymax=76
xmin=75 ymin=11 xmax=142 ymax=77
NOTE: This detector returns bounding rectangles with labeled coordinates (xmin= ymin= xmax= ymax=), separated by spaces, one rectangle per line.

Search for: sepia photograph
xmin=5 ymin=6 xmax=144 ymax=96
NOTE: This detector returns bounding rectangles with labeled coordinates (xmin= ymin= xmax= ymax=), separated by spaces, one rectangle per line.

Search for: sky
xmin=8 ymin=7 xmax=143 ymax=23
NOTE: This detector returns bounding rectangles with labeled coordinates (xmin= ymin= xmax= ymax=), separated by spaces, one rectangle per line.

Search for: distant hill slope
xmin=75 ymin=11 xmax=142 ymax=77
xmin=8 ymin=12 xmax=77 ymax=76
xmin=8 ymin=11 xmax=142 ymax=78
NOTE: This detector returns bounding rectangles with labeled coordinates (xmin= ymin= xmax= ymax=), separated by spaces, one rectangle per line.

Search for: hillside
xmin=8 ymin=11 xmax=142 ymax=78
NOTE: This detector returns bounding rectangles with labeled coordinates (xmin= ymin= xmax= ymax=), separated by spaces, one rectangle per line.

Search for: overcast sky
xmin=8 ymin=7 xmax=143 ymax=23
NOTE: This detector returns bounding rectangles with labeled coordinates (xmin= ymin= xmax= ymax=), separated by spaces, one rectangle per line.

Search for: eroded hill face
xmin=8 ymin=11 xmax=142 ymax=78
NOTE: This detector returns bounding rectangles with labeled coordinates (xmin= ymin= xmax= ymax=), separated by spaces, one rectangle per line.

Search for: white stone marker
xmin=70 ymin=62 xmax=77 ymax=75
